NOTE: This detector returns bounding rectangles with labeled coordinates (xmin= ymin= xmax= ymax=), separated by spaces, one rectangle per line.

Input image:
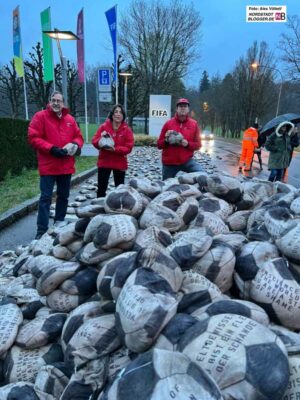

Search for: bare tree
xmin=65 ymin=61 xmax=83 ymax=117
xmin=279 ymin=15 xmax=300 ymax=81
xmin=24 ymin=42 xmax=56 ymax=110
xmin=0 ymin=61 xmax=23 ymax=118
xmin=119 ymin=0 xmax=202 ymax=118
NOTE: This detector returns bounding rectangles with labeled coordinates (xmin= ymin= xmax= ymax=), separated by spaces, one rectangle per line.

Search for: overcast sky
xmin=0 ymin=0 xmax=298 ymax=88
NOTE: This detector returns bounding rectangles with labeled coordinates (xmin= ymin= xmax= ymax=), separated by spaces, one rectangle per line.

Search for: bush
xmin=0 ymin=118 xmax=37 ymax=181
xmin=134 ymin=134 xmax=157 ymax=147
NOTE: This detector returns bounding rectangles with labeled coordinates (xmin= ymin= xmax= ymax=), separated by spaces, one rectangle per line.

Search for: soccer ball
xmin=178 ymin=313 xmax=289 ymax=400
xmin=100 ymin=348 xmax=223 ymax=399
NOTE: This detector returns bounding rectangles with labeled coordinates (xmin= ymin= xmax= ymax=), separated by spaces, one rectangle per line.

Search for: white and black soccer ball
xmin=264 ymin=205 xmax=295 ymax=239
xmin=192 ymin=299 xmax=270 ymax=327
xmin=154 ymin=313 xmax=198 ymax=351
xmin=133 ymin=226 xmax=173 ymax=251
xmin=178 ymin=270 xmax=223 ymax=314
xmin=128 ymin=177 xmax=162 ymax=199
xmin=104 ymin=185 xmax=145 ymax=217
xmin=248 ymin=258 xmax=300 ymax=330
xmin=168 ymin=227 xmax=213 ymax=270
xmin=189 ymin=211 xmax=229 ymax=235
xmin=15 ymin=313 xmax=67 ymax=349
xmin=178 ymin=313 xmax=289 ymax=400
xmin=290 ymin=196 xmax=300 ymax=215
xmin=3 ymin=343 xmax=63 ymax=383
xmin=276 ymin=221 xmax=300 ymax=263
xmin=115 ymin=268 xmax=178 ymax=353
xmin=60 ymin=266 xmax=98 ymax=296
xmin=234 ymin=241 xmax=279 ymax=298
xmin=64 ymin=313 xmax=120 ymax=372
xmin=205 ymin=174 xmax=243 ymax=203
xmin=61 ymin=301 xmax=105 ymax=351
xmin=100 ymin=348 xmax=223 ymax=400
xmin=198 ymin=196 xmax=233 ymax=221
xmin=193 ymin=242 xmax=236 ymax=293
xmin=34 ymin=364 xmax=69 ymax=399
xmin=97 ymin=251 xmax=138 ymax=301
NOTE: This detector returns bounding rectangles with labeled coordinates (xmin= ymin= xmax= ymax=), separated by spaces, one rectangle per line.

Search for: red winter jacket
xmin=92 ymin=119 xmax=134 ymax=170
xmin=28 ymin=106 xmax=84 ymax=176
xmin=157 ymin=114 xmax=201 ymax=165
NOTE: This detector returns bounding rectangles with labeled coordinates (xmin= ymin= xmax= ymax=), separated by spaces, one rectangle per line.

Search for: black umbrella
xmin=258 ymin=113 xmax=300 ymax=147
xmin=260 ymin=113 xmax=300 ymax=135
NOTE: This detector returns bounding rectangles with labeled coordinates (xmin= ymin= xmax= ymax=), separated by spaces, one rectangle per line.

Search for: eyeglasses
xmin=51 ymin=99 xmax=63 ymax=104
xmin=178 ymin=104 xmax=189 ymax=107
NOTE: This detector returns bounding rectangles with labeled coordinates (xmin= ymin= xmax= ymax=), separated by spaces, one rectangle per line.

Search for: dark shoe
xmin=35 ymin=232 xmax=44 ymax=240
xmin=238 ymin=167 xmax=242 ymax=171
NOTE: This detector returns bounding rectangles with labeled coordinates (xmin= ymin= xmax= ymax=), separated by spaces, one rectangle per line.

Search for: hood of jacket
xmin=275 ymin=120 xmax=294 ymax=137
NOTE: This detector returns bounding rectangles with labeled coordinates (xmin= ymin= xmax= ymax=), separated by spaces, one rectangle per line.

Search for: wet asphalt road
xmin=0 ymin=137 xmax=299 ymax=252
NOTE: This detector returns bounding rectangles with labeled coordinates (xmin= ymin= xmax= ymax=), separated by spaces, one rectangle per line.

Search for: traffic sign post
xmin=98 ymin=68 xmax=112 ymax=102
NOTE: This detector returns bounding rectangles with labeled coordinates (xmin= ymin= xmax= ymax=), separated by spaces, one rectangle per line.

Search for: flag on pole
xmin=105 ymin=6 xmax=117 ymax=82
xmin=13 ymin=6 xmax=24 ymax=77
xmin=40 ymin=7 xmax=54 ymax=82
xmin=77 ymin=8 xmax=84 ymax=83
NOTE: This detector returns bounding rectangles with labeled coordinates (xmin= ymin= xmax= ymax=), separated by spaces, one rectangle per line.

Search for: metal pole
xmin=124 ymin=75 xmax=128 ymax=114
xmin=115 ymin=4 xmax=118 ymax=104
xmin=61 ymin=56 xmax=68 ymax=107
xmin=276 ymin=81 xmax=283 ymax=117
xmin=54 ymin=30 xmax=68 ymax=107
xmin=22 ymin=75 xmax=29 ymax=120
xmin=96 ymin=76 xmax=100 ymax=125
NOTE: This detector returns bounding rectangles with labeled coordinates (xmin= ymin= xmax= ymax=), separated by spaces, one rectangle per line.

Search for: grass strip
xmin=0 ymin=157 xmax=97 ymax=215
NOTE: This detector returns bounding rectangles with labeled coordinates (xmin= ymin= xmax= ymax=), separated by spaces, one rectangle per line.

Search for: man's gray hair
xmin=49 ymin=91 xmax=64 ymax=102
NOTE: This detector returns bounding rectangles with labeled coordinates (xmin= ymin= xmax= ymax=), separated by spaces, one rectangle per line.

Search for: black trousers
xmin=97 ymin=167 xmax=125 ymax=197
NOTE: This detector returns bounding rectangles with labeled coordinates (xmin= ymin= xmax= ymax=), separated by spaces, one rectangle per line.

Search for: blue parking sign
xmin=98 ymin=68 xmax=111 ymax=92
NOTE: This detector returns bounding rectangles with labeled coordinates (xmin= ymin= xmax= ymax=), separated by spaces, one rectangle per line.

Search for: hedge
xmin=0 ymin=118 xmax=37 ymax=181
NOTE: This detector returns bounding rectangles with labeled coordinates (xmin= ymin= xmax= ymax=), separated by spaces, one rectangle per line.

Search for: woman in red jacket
xmin=92 ymin=104 xmax=134 ymax=197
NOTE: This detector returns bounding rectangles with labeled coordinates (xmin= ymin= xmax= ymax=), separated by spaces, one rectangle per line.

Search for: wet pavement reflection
xmin=196 ymin=138 xmax=270 ymax=180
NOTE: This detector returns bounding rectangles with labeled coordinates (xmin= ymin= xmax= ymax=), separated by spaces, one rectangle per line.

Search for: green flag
xmin=41 ymin=7 xmax=54 ymax=82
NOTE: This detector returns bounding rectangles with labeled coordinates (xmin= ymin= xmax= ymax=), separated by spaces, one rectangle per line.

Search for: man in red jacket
xmin=28 ymin=91 xmax=84 ymax=239
xmin=157 ymin=98 xmax=202 ymax=180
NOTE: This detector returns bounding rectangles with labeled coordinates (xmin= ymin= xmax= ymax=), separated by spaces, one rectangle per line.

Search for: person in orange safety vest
xmin=239 ymin=123 xmax=259 ymax=171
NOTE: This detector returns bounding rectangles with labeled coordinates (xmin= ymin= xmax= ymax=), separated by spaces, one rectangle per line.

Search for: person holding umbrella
xmin=282 ymin=125 xmax=299 ymax=181
xmin=265 ymin=121 xmax=294 ymax=182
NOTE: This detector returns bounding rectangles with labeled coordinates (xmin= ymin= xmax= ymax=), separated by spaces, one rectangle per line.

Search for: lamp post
xmin=250 ymin=62 xmax=283 ymax=117
xmin=43 ymin=29 xmax=79 ymax=107
xmin=119 ymin=72 xmax=133 ymax=114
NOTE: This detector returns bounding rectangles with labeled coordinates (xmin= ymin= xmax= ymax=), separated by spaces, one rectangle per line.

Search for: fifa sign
xmin=149 ymin=95 xmax=171 ymax=136
xmin=151 ymin=109 xmax=168 ymax=117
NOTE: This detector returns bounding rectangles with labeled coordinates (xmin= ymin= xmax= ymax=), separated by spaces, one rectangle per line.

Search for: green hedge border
xmin=0 ymin=118 xmax=37 ymax=181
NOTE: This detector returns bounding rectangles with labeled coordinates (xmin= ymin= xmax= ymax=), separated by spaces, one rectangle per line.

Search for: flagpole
xmin=115 ymin=4 xmax=118 ymax=104
xmin=14 ymin=6 xmax=28 ymax=119
xmin=83 ymin=9 xmax=88 ymax=143
xmin=22 ymin=76 xmax=28 ymax=120
xmin=49 ymin=8 xmax=56 ymax=91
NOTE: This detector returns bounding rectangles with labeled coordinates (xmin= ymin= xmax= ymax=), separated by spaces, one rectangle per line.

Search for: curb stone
xmin=0 ymin=167 xmax=97 ymax=231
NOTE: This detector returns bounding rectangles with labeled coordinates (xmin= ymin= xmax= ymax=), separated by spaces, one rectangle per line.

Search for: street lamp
xmin=43 ymin=29 xmax=79 ymax=107
xmin=250 ymin=62 xmax=283 ymax=117
xmin=119 ymin=72 xmax=133 ymax=114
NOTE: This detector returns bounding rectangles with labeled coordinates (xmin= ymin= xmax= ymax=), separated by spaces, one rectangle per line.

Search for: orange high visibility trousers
xmin=239 ymin=128 xmax=258 ymax=169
